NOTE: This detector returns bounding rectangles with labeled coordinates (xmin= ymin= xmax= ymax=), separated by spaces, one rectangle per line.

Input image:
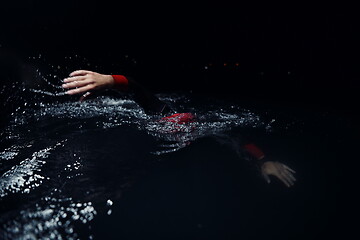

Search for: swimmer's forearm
xmin=112 ymin=74 xmax=169 ymax=113
xmin=62 ymin=70 xmax=168 ymax=113
xmin=214 ymin=134 xmax=265 ymax=162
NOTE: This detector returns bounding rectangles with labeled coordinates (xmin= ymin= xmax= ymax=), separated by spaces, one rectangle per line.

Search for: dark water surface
xmin=0 ymin=55 xmax=353 ymax=240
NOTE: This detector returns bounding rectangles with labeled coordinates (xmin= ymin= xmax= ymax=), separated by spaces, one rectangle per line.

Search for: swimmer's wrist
xmin=103 ymin=75 xmax=115 ymax=87
xmin=244 ymin=143 xmax=265 ymax=160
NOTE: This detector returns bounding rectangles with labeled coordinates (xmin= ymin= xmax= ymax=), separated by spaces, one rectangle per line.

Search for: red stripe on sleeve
xmin=111 ymin=75 xmax=129 ymax=91
xmin=244 ymin=143 xmax=265 ymax=160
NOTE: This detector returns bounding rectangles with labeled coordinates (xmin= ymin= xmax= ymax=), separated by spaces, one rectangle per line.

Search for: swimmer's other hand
xmin=62 ymin=70 xmax=114 ymax=96
xmin=260 ymin=161 xmax=296 ymax=187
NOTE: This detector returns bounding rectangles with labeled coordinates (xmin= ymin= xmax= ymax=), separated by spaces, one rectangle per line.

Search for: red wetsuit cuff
xmin=244 ymin=143 xmax=265 ymax=160
xmin=111 ymin=75 xmax=129 ymax=91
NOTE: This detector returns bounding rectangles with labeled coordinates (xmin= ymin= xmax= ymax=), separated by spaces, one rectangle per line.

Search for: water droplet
xmin=106 ymin=199 xmax=113 ymax=206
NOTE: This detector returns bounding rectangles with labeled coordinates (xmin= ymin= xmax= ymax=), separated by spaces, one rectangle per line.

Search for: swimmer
xmin=62 ymin=70 xmax=296 ymax=187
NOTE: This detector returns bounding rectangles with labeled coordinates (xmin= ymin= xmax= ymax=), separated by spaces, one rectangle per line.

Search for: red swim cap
xmin=160 ymin=113 xmax=195 ymax=124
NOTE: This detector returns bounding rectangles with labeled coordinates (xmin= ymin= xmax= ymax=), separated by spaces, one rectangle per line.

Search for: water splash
xmin=0 ymin=140 xmax=66 ymax=198
xmin=29 ymin=89 xmax=67 ymax=97
xmin=145 ymin=106 xmax=265 ymax=155
xmin=2 ymin=192 xmax=96 ymax=240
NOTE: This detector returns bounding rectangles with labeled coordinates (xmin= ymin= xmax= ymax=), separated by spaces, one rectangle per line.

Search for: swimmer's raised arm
xmin=62 ymin=70 xmax=170 ymax=114
xmin=62 ymin=70 xmax=126 ymax=95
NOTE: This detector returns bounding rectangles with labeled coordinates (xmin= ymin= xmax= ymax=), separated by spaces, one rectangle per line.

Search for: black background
xmin=1 ymin=1 xmax=358 ymax=115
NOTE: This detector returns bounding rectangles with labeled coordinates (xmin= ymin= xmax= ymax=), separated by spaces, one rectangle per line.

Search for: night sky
xmin=0 ymin=1 xmax=358 ymax=117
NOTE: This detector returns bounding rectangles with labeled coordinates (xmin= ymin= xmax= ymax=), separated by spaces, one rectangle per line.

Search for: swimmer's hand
xmin=62 ymin=70 xmax=114 ymax=99
xmin=260 ymin=161 xmax=296 ymax=187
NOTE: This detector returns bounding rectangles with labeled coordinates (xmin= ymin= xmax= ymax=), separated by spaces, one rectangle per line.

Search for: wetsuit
xmin=111 ymin=74 xmax=266 ymax=163
xmin=112 ymin=74 xmax=172 ymax=114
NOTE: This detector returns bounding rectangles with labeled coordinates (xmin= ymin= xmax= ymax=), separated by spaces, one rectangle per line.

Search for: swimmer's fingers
xmin=62 ymin=79 xmax=94 ymax=89
xmin=282 ymin=172 xmax=295 ymax=187
xmin=69 ymin=70 xmax=94 ymax=77
xmin=65 ymin=84 xmax=95 ymax=95
xmin=281 ymin=163 xmax=296 ymax=182
xmin=262 ymin=172 xmax=271 ymax=184
xmin=284 ymin=165 xmax=296 ymax=173
xmin=284 ymin=169 xmax=297 ymax=182
xmin=263 ymin=162 xmax=296 ymax=187
xmin=278 ymin=174 xmax=293 ymax=187
xmin=63 ymin=76 xmax=87 ymax=83
xmin=278 ymin=166 xmax=296 ymax=187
